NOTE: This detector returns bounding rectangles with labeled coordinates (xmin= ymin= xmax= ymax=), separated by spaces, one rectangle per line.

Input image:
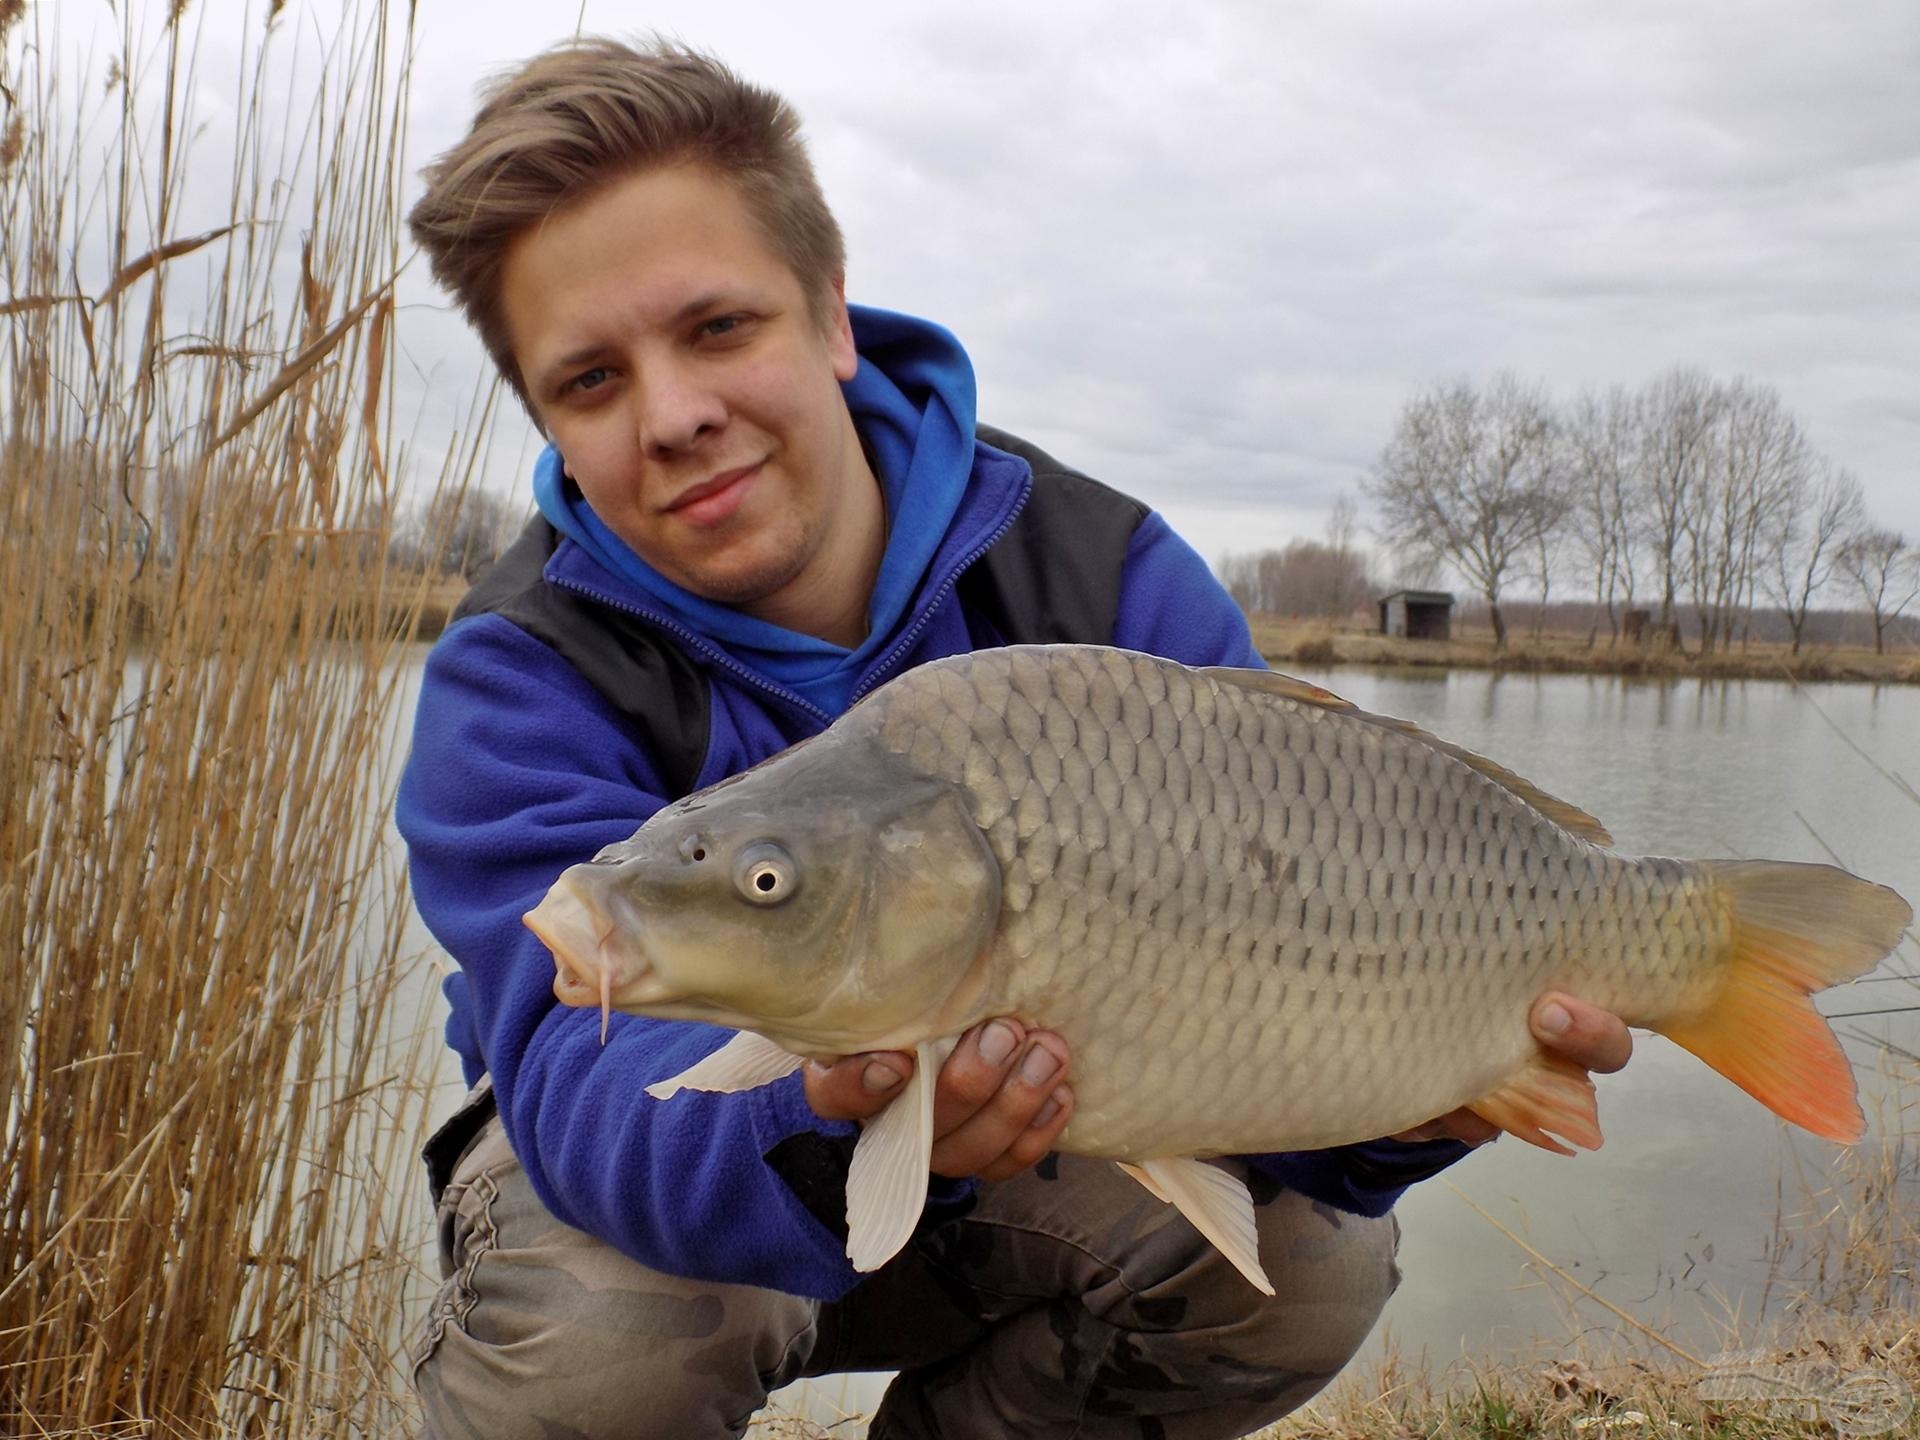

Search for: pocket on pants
xmin=411 ymin=1090 xmax=511 ymax=1382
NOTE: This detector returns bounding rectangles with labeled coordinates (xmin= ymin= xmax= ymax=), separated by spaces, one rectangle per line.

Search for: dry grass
xmin=1 ymin=2 xmax=468 ymax=1433
xmin=1253 ymin=617 xmax=1920 ymax=685
xmin=1256 ymin=924 xmax=1920 ymax=1440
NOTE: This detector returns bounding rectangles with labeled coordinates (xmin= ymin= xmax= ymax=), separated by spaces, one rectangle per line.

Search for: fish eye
xmin=733 ymin=842 xmax=797 ymax=906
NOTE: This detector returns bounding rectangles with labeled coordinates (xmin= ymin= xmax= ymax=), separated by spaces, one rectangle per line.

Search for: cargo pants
xmin=411 ymin=1081 xmax=1401 ymax=1440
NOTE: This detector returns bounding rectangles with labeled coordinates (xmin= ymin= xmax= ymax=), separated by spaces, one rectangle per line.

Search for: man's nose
xmin=634 ymin=359 xmax=726 ymax=456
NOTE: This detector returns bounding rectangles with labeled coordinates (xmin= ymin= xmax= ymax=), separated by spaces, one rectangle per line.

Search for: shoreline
xmin=400 ymin=589 xmax=1918 ymax=685
xmin=1251 ymin=617 xmax=1920 ymax=687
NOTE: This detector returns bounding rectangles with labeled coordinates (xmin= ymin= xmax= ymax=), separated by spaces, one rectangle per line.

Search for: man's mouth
xmin=666 ymin=461 xmax=762 ymax=527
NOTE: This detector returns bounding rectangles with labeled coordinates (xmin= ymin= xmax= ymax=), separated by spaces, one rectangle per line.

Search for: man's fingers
xmin=930 ymin=1019 xmax=1027 ymax=1136
xmin=803 ymin=1051 xmax=912 ymax=1123
xmin=1531 ymin=991 xmax=1633 ymax=1074
xmin=801 ymin=1017 xmax=1078 ymax=1186
xmin=976 ymin=1084 xmax=1075 ymax=1183
xmin=930 ymin=1033 xmax=1070 ymax=1178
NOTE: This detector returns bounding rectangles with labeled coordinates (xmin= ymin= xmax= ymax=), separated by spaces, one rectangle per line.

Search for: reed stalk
xmin=2 ymin=2 xmax=467 ymax=1432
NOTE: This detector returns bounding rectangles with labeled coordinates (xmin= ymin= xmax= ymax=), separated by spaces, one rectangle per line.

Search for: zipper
xmin=548 ymin=574 xmax=834 ymax=728
xmin=850 ymin=486 xmax=1030 ymax=702
xmin=546 ymin=471 xmax=1032 ymax=719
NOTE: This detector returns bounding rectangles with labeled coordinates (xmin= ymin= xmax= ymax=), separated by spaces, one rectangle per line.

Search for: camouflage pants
xmin=412 ymin=1082 xmax=1401 ymax=1440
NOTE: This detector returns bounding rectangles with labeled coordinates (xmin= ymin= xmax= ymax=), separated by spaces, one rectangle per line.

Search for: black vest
xmin=455 ymin=425 xmax=1148 ymax=798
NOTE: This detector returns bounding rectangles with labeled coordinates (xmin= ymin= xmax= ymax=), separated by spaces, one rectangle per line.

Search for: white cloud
xmin=74 ymin=0 xmax=1920 ymax=566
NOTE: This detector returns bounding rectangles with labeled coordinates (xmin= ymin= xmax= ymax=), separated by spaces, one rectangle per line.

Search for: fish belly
xmin=863 ymin=646 xmax=1729 ymax=1159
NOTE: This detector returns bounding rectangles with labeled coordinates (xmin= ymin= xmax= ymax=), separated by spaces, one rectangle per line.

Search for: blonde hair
xmin=408 ymin=36 xmax=846 ymax=412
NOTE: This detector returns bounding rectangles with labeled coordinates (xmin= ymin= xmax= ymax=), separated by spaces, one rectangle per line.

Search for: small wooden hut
xmin=1377 ymin=590 xmax=1454 ymax=640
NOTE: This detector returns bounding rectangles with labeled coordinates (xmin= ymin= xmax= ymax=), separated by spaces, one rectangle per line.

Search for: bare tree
xmin=1680 ymin=379 xmax=1807 ymax=654
xmin=1838 ymin=527 xmax=1920 ymax=654
xmin=1322 ymin=490 xmax=1369 ymax=619
xmin=1527 ymin=523 xmax=1568 ymax=642
xmin=1765 ymin=463 xmax=1864 ymax=654
xmin=1216 ymin=539 xmax=1373 ymax=618
xmin=1637 ymin=367 xmax=1720 ymax=640
xmin=1364 ymin=373 xmax=1567 ymax=648
xmin=402 ymin=486 xmax=525 ymax=581
xmin=1216 ymin=551 xmax=1258 ymax=612
xmin=1566 ymin=386 xmax=1642 ymax=646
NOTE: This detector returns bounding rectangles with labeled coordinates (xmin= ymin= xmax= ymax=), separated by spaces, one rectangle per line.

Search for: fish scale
xmin=531 ymin=643 xmax=1913 ymax=1288
xmin=862 ymin=647 xmax=1703 ymax=1157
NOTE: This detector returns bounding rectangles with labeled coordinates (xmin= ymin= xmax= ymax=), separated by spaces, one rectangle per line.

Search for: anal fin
xmin=846 ymin=1038 xmax=954 ymax=1272
xmin=1119 ymin=1157 xmax=1275 ymax=1296
xmin=645 ymin=1030 xmax=804 ymax=1101
xmin=1466 ymin=1051 xmax=1603 ymax=1155
xmin=1117 ymin=1160 xmax=1170 ymax=1204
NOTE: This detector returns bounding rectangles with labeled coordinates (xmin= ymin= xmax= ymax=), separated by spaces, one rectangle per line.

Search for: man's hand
xmin=804 ymin=1019 xmax=1074 ymax=1183
xmin=1392 ymin=991 xmax=1635 ymax=1145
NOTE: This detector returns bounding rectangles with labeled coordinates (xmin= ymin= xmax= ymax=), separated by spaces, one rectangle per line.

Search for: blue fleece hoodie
xmin=397 ymin=307 xmax=1465 ymax=1301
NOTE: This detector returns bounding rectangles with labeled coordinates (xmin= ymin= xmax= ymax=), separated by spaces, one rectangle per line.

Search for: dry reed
xmin=2 ymin=2 xmax=470 ymax=1433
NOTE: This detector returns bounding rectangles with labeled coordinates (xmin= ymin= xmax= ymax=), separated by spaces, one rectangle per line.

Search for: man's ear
xmin=826 ymin=275 xmax=858 ymax=382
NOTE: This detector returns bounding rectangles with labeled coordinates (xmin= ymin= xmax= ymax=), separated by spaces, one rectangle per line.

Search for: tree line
xmin=386 ymin=487 xmax=526 ymax=581
xmin=1358 ymin=369 xmax=1916 ymax=653
xmin=1216 ymin=497 xmax=1381 ymax=619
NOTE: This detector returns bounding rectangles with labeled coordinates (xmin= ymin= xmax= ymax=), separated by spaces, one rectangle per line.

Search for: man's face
xmin=500 ymin=164 xmax=868 ymax=617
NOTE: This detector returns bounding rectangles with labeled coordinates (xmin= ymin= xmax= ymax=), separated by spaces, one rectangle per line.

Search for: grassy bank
xmin=1270 ymin=1321 xmax=1918 ymax=1440
xmin=1252 ymin=617 xmax=1920 ymax=685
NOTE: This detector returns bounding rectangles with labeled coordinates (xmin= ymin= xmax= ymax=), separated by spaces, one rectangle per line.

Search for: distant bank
xmin=408 ymin=591 xmax=1914 ymax=684
xmin=1250 ymin=616 xmax=1920 ymax=685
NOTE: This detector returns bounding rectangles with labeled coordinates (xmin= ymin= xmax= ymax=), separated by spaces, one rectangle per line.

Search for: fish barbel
xmin=526 ymin=645 xmax=1912 ymax=1292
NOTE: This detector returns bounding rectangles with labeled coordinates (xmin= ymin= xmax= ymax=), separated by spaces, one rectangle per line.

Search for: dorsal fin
xmin=1201 ymin=665 xmax=1615 ymax=848
xmin=1199 ymin=667 xmax=1356 ymax=712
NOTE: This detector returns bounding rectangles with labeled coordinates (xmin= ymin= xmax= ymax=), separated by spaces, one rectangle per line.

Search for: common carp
xmin=525 ymin=645 xmax=1912 ymax=1292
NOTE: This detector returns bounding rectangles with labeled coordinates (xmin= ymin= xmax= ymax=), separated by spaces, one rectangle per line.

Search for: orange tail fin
xmin=1653 ymin=861 xmax=1911 ymax=1143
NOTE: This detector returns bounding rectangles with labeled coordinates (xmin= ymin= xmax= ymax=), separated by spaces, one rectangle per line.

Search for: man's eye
xmin=700 ymin=315 xmax=744 ymax=339
xmin=567 ymin=367 xmax=610 ymax=394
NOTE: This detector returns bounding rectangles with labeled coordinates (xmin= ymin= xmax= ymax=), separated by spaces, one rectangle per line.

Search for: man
xmin=398 ymin=36 xmax=1632 ymax=1440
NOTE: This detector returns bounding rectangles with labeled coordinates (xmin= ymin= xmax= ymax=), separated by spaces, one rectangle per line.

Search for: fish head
xmin=526 ymin=739 xmax=1002 ymax=1053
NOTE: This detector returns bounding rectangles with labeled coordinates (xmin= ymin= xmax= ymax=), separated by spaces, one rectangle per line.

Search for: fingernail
xmin=1021 ymin=1045 xmax=1060 ymax=1085
xmin=1031 ymin=1097 xmax=1061 ymax=1129
xmin=978 ymin=1021 xmax=1018 ymax=1067
xmin=1537 ymin=1001 xmax=1571 ymax=1036
xmin=862 ymin=1060 xmax=904 ymax=1093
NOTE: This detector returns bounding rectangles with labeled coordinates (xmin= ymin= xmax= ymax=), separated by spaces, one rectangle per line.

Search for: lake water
xmin=392 ymin=662 xmax=1920 ymax=1425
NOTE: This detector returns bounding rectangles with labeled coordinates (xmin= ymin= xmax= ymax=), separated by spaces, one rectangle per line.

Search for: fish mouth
xmin=524 ymin=871 xmax=673 ymax=1042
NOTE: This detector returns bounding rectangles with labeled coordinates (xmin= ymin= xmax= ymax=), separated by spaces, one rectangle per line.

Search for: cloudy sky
xmin=71 ymin=1 xmax=1920 ymax=578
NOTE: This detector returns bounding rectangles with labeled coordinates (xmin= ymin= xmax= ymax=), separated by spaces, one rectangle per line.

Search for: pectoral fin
xmin=645 ymin=1030 xmax=804 ymax=1100
xmin=846 ymin=1038 xmax=954 ymax=1272
xmin=1119 ymin=1157 xmax=1275 ymax=1296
